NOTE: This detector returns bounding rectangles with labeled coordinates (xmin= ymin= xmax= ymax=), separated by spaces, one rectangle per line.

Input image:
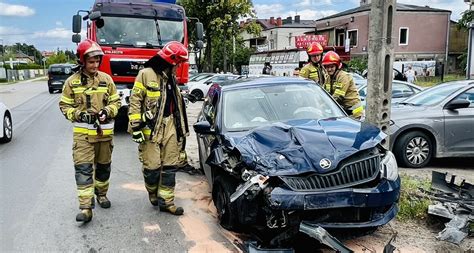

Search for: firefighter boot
xmin=97 ymin=196 xmax=111 ymax=208
xmin=159 ymin=205 xmax=184 ymax=215
xmin=148 ymin=193 xmax=159 ymax=206
xmin=75 ymin=209 xmax=93 ymax=223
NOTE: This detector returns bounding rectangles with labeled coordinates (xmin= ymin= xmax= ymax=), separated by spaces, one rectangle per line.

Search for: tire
xmin=1 ymin=113 xmax=12 ymax=143
xmin=48 ymin=88 xmax=54 ymax=94
xmin=394 ymin=131 xmax=433 ymax=168
xmin=212 ymin=175 xmax=240 ymax=231
xmin=191 ymin=89 xmax=204 ymax=101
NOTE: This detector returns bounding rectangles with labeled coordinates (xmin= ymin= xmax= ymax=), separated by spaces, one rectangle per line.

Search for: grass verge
xmin=397 ymin=174 xmax=432 ymax=222
xmin=415 ymin=74 xmax=465 ymax=87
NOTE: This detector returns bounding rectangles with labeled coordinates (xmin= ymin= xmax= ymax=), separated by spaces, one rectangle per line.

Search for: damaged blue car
xmin=194 ymin=77 xmax=400 ymax=245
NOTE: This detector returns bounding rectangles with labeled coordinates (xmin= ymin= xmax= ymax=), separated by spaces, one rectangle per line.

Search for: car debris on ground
xmin=424 ymin=171 xmax=474 ymax=244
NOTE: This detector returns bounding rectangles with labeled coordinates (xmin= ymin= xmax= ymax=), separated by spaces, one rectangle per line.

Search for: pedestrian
xmin=299 ymin=42 xmax=326 ymax=84
xmin=405 ymin=65 xmax=416 ymax=83
xmin=293 ymin=67 xmax=300 ymax=76
xmin=128 ymin=41 xmax=189 ymax=215
xmin=59 ymin=39 xmax=121 ymax=223
xmin=321 ymin=51 xmax=363 ymax=120
xmin=262 ymin=62 xmax=272 ymax=75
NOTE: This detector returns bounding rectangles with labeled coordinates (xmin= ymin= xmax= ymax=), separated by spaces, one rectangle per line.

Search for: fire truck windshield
xmin=96 ymin=16 xmax=184 ymax=47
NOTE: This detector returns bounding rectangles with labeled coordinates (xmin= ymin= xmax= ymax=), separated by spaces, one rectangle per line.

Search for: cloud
xmin=397 ymin=0 xmax=468 ymax=20
xmin=55 ymin=21 xmax=63 ymax=26
xmin=253 ymin=4 xmax=285 ymax=18
xmin=0 ymin=2 xmax=35 ymax=17
xmin=254 ymin=3 xmax=337 ymax=20
xmin=33 ymin=28 xmax=71 ymax=39
xmin=295 ymin=0 xmax=333 ymax=8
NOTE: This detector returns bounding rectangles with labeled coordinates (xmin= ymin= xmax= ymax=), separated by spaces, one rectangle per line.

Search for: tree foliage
xmin=457 ymin=10 xmax=474 ymax=30
xmin=179 ymin=0 xmax=257 ymax=72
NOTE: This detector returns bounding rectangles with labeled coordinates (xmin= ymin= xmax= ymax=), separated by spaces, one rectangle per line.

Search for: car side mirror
xmin=445 ymin=99 xmax=470 ymax=110
xmin=194 ymin=120 xmax=215 ymax=135
xmin=204 ymin=81 xmax=212 ymax=85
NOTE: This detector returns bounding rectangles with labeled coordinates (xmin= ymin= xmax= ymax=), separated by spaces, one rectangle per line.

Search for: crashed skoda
xmin=194 ymin=77 xmax=400 ymax=244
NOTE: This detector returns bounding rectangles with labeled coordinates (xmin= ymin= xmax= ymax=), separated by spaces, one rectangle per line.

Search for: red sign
xmin=295 ymin=35 xmax=328 ymax=48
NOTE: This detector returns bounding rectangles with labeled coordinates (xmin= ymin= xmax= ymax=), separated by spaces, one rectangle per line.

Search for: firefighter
xmin=321 ymin=51 xmax=364 ymax=119
xmin=59 ymin=39 xmax=121 ymax=222
xmin=299 ymin=42 xmax=326 ymax=84
xmin=128 ymin=41 xmax=189 ymax=215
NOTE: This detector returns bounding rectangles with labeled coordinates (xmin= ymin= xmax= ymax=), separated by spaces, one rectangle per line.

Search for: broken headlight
xmin=380 ymin=151 xmax=398 ymax=181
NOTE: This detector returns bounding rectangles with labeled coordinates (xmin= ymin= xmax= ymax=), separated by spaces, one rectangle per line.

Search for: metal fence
xmin=0 ymin=68 xmax=46 ymax=82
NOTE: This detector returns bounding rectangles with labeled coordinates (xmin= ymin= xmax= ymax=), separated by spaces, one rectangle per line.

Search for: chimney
xmin=286 ymin=16 xmax=292 ymax=24
xmin=276 ymin=17 xmax=282 ymax=26
xmin=270 ymin=17 xmax=275 ymax=25
xmin=295 ymin=15 xmax=300 ymax=23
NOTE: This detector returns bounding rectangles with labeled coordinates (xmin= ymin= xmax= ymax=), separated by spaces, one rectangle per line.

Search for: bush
xmin=397 ymin=174 xmax=432 ymax=221
xmin=4 ymin=63 xmax=43 ymax=70
xmin=346 ymin=57 xmax=368 ymax=74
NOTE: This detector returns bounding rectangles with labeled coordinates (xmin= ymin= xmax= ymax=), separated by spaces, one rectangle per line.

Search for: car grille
xmin=280 ymin=155 xmax=381 ymax=191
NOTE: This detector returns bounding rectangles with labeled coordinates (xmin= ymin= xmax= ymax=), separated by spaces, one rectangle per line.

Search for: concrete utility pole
xmin=366 ymin=0 xmax=396 ymax=149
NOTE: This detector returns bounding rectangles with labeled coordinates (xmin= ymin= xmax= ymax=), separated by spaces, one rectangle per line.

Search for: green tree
xmin=456 ymin=10 xmax=472 ymax=71
xmin=179 ymin=0 xmax=257 ymax=72
xmin=46 ymin=52 xmax=69 ymax=66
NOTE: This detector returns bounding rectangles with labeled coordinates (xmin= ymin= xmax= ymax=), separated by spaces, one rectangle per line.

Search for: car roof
xmin=49 ymin=63 xmax=75 ymax=68
xmin=219 ymin=77 xmax=315 ymax=91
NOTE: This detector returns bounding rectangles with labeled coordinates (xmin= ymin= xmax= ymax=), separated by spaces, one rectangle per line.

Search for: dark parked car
xmin=194 ymin=77 xmax=400 ymax=246
xmin=390 ymin=80 xmax=474 ymax=168
xmin=47 ymin=63 xmax=76 ymax=93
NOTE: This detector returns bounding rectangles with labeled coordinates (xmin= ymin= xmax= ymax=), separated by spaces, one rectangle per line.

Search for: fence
xmin=0 ymin=68 xmax=46 ymax=82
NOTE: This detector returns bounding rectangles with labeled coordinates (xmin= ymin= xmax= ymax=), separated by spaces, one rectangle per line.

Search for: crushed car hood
xmin=225 ymin=118 xmax=385 ymax=176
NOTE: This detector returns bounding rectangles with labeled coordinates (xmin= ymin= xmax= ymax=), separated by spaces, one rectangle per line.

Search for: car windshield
xmin=97 ymin=16 xmax=184 ymax=47
xmin=223 ymin=83 xmax=345 ymax=131
xmin=49 ymin=66 xmax=72 ymax=75
xmin=404 ymin=83 xmax=465 ymax=106
xmin=189 ymin=74 xmax=214 ymax=82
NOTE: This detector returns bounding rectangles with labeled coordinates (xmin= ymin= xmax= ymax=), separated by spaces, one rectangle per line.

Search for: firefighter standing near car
xmin=321 ymin=51 xmax=363 ymax=119
xmin=128 ymin=41 xmax=189 ymax=215
xmin=299 ymin=42 xmax=326 ymax=84
xmin=59 ymin=39 xmax=121 ymax=222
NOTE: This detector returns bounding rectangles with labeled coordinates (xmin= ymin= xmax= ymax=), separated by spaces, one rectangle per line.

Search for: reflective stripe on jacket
xmin=323 ymin=70 xmax=363 ymax=119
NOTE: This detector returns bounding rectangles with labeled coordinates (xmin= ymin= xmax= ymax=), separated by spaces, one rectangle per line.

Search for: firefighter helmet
xmin=306 ymin=42 xmax=324 ymax=56
xmin=322 ymin=51 xmax=342 ymax=69
xmin=157 ymin=41 xmax=188 ymax=66
xmin=76 ymin=39 xmax=104 ymax=65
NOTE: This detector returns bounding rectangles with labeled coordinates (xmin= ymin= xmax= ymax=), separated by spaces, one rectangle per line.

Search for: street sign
xmin=295 ymin=35 xmax=328 ymax=48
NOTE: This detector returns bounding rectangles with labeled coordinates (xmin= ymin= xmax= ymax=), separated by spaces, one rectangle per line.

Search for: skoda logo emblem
xmin=319 ymin=158 xmax=332 ymax=169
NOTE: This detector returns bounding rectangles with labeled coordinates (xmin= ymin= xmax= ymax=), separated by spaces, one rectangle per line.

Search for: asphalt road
xmin=0 ymin=80 xmax=235 ymax=252
xmin=1 ymin=79 xmax=472 ymax=252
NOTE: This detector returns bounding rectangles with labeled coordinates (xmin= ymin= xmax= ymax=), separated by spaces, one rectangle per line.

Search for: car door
xmin=443 ymin=88 xmax=474 ymax=154
xmin=197 ymin=92 xmax=219 ymax=184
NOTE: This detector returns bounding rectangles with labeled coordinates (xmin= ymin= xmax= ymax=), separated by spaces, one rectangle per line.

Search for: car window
xmin=49 ymin=66 xmax=72 ymax=75
xmin=223 ymin=83 xmax=345 ymax=130
xmin=359 ymin=86 xmax=367 ymax=97
xmin=392 ymin=82 xmax=414 ymax=97
xmin=190 ymin=74 xmax=214 ymax=82
xmin=405 ymin=83 xmax=464 ymax=106
xmin=454 ymin=88 xmax=474 ymax=108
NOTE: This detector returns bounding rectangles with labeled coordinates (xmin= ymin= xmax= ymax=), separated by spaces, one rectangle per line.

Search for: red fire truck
xmin=72 ymin=0 xmax=203 ymax=128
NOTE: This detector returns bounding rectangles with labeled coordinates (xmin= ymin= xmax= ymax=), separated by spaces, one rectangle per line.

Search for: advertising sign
xmin=295 ymin=35 xmax=328 ymax=48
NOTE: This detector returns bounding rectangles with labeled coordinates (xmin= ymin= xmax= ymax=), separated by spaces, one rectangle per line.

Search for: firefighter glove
xmin=98 ymin=109 xmax=108 ymax=123
xmin=79 ymin=112 xmax=97 ymax=124
xmin=132 ymin=131 xmax=145 ymax=143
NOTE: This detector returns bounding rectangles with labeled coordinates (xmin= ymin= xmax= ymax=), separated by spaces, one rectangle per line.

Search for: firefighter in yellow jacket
xmin=59 ymin=39 xmax=121 ymax=222
xmin=299 ymin=42 xmax=326 ymax=84
xmin=321 ymin=51 xmax=364 ymax=119
xmin=128 ymin=41 xmax=189 ymax=215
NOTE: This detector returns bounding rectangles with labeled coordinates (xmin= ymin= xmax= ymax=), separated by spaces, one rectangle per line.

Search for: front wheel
xmin=1 ymin=113 xmax=12 ymax=143
xmin=48 ymin=88 xmax=54 ymax=94
xmin=191 ymin=89 xmax=204 ymax=101
xmin=212 ymin=175 xmax=240 ymax=231
xmin=394 ymin=131 xmax=433 ymax=168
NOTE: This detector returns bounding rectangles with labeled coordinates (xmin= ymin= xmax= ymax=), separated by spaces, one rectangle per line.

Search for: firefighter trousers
xmin=73 ymin=134 xmax=113 ymax=209
xmin=138 ymin=116 xmax=186 ymax=207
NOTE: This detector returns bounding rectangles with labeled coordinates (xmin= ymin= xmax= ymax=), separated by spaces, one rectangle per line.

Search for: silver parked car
xmin=390 ymin=80 xmax=474 ymax=168
xmin=0 ymin=100 xmax=12 ymax=143
xmin=358 ymin=80 xmax=423 ymax=105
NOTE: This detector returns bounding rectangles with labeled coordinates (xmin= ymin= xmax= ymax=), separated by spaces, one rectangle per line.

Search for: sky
xmin=0 ymin=0 xmax=468 ymax=52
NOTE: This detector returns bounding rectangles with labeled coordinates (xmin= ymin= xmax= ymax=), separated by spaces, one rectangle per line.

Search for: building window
xmin=337 ymin=33 xmax=345 ymax=46
xmin=399 ymin=27 xmax=409 ymax=45
xmin=348 ymin=29 xmax=358 ymax=47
